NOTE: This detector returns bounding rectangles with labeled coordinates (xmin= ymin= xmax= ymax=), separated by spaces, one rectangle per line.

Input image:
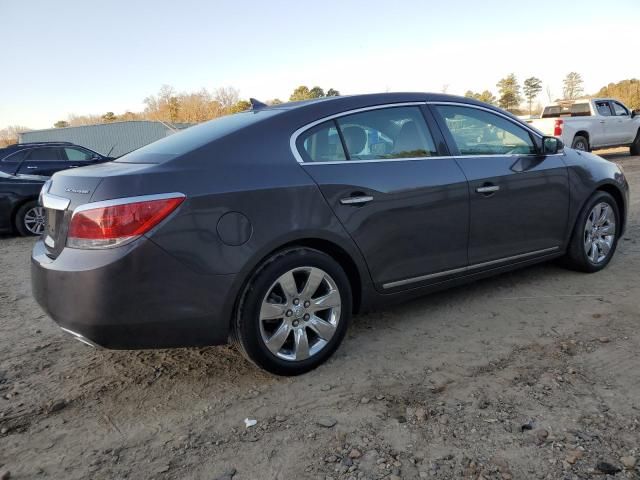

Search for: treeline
xmin=51 ymin=84 xmax=340 ymax=129
xmin=465 ymin=74 xmax=640 ymax=115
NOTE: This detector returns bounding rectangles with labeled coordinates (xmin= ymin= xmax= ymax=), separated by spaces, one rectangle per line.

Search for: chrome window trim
xmin=427 ymin=101 xmax=544 ymax=139
xmin=290 ymin=100 xmax=560 ymax=165
xmin=71 ymin=192 xmax=186 ymax=216
xmin=299 ymin=151 xmax=564 ymax=166
xmin=290 ymin=102 xmax=427 ymax=164
xmin=382 ymin=246 xmax=560 ymax=289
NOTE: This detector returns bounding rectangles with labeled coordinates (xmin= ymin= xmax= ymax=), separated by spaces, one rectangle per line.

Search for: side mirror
xmin=542 ymin=136 xmax=564 ymax=154
xmin=632 ymin=109 xmax=640 ymax=118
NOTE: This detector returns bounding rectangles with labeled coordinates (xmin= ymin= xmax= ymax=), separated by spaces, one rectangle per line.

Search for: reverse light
xmin=553 ymin=119 xmax=563 ymax=136
xmin=67 ymin=193 xmax=185 ymax=249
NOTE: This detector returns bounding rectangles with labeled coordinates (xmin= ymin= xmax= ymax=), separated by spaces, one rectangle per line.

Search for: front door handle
xmin=26 ymin=166 xmax=38 ymax=169
xmin=476 ymin=185 xmax=500 ymax=194
xmin=340 ymin=195 xmax=373 ymax=206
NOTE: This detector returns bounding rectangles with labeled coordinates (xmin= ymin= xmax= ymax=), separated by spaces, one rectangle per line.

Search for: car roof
xmin=3 ymin=141 xmax=75 ymax=150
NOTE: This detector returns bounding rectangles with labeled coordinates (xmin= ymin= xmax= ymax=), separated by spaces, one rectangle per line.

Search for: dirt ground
xmin=1 ymin=149 xmax=639 ymax=480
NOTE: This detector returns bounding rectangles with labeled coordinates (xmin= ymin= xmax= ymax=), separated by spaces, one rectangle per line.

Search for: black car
xmin=0 ymin=142 xmax=111 ymax=236
xmin=32 ymin=93 xmax=629 ymax=375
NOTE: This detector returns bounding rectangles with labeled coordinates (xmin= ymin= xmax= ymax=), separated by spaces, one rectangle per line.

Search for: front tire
xmin=630 ymin=129 xmax=640 ymax=156
xmin=562 ymin=191 xmax=619 ymax=273
xmin=15 ymin=200 xmax=46 ymax=237
xmin=233 ymin=248 xmax=352 ymax=375
xmin=572 ymin=135 xmax=590 ymax=152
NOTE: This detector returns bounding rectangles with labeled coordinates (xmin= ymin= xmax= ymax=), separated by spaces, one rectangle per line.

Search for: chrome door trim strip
xmin=382 ymin=246 xmax=560 ymax=289
xmin=41 ymin=192 xmax=70 ymax=211
xmin=290 ymin=102 xmax=426 ymax=164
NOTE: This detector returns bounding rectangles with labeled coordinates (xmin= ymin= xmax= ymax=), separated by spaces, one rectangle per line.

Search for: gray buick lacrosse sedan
xmin=32 ymin=93 xmax=629 ymax=375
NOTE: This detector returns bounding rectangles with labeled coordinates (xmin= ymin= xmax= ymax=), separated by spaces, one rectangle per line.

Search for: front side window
xmin=596 ymin=101 xmax=612 ymax=116
xmin=297 ymin=106 xmax=438 ymax=163
xmin=64 ymin=147 xmax=93 ymax=161
xmin=435 ymin=105 xmax=536 ymax=155
xmin=26 ymin=148 xmax=61 ymax=161
xmin=612 ymin=102 xmax=629 ymax=116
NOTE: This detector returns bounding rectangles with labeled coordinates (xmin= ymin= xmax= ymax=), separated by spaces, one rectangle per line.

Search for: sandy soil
xmin=1 ymin=149 xmax=639 ymax=480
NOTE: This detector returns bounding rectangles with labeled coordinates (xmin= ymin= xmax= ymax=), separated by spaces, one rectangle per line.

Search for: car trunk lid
xmin=41 ymin=162 xmax=158 ymax=259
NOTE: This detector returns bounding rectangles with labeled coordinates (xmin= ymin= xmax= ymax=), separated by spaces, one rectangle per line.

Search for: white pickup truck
xmin=527 ymin=98 xmax=640 ymax=154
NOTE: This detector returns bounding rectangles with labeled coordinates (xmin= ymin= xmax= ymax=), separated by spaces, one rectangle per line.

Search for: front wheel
xmin=232 ymin=248 xmax=352 ymax=375
xmin=630 ymin=129 xmax=640 ymax=156
xmin=15 ymin=200 xmax=46 ymax=236
xmin=562 ymin=191 xmax=619 ymax=273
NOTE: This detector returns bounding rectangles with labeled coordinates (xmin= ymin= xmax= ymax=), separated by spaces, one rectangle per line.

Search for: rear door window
xmin=26 ymin=147 xmax=61 ymax=161
xmin=595 ymin=101 xmax=612 ymax=116
xmin=335 ymin=106 xmax=437 ymax=160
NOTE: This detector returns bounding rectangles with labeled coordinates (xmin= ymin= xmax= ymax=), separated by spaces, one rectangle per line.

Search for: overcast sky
xmin=1 ymin=0 xmax=638 ymax=129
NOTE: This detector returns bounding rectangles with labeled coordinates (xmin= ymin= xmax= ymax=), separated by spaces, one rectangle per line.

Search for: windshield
xmin=115 ymin=109 xmax=282 ymax=163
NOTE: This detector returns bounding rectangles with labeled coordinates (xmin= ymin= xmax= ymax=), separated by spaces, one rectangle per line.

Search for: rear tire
xmin=572 ymin=135 xmax=590 ymax=152
xmin=562 ymin=191 xmax=619 ymax=273
xmin=15 ymin=200 xmax=46 ymax=237
xmin=630 ymin=129 xmax=640 ymax=156
xmin=232 ymin=247 xmax=352 ymax=376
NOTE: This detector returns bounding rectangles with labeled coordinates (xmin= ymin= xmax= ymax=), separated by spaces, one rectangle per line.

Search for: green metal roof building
xmin=19 ymin=121 xmax=193 ymax=157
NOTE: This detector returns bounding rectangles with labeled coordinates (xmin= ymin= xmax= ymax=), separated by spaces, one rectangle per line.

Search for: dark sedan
xmin=0 ymin=142 xmax=111 ymax=236
xmin=31 ymin=93 xmax=629 ymax=375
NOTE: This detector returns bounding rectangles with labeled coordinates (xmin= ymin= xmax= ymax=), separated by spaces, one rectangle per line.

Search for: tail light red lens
xmin=67 ymin=194 xmax=185 ymax=249
xmin=553 ymin=119 xmax=563 ymax=136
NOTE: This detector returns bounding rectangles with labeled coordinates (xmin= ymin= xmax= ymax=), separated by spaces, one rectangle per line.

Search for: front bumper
xmin=31 ymin=238 xmax=237 ymax=349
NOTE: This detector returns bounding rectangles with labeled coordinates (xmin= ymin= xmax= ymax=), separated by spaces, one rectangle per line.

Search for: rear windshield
xmin=541 ymin=103 xmax=591 ymax=118
xmin=115 ymin=109 xmax=282 ymax=163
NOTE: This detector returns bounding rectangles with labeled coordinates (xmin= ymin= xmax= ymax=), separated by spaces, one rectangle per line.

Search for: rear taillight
xmin=67 ymin=193 xmax=185 ymax=249
xmin=553 ymin=119 xmax=563 ymax=136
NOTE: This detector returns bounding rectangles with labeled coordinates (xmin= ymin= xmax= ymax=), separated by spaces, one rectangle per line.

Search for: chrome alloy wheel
xmin=584 ymin=202 xmax=616 ymax=264
xmin=24 ymin=206 xmax=46 ymax=235
xmin=259 ymin=267 xmax=341 ymax=362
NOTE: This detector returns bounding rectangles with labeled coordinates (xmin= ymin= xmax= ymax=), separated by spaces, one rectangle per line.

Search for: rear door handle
xmin=476 ymin=185 xmax=500 ymax=194
xmin=26 ymin=166 xmax=38 ymax=169
xmin=340 ymin=195 xmax=373 ymax=205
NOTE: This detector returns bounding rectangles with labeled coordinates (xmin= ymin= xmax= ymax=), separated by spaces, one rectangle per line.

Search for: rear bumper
xmin=31 ymin=238 xmax=237 ymax=349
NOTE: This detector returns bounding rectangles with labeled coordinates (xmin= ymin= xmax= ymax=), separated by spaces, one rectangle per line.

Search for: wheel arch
xmin=11 ymin=196 xmax=38 ymax=230
xmin=227 ymin=233 xmax=370 ymax=338
xmin=596 ymin=182 xmax=626 ymax=234
xmin=574 ymin=131 xmax=590 ymax=143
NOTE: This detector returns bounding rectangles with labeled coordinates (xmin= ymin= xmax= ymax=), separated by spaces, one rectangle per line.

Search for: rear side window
xmin=436 ymin=105 xmax=536 ymax=156
xmin=541 ymin=103 xmax=590 ymax=118
xmin=64 ymin=147 xmax=93 ymax=161
xmin=299 ymin=121 xmax=346 ymax=163
xmin=595 ymin=101 xmax=612 ymax=116
xmin=1 ymin=150 xmax=27 ymax=162
xmin=298 ymin=106 xmax=438 ymax=163
xmin=26 ymin=148 xmax=61 ymax=161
